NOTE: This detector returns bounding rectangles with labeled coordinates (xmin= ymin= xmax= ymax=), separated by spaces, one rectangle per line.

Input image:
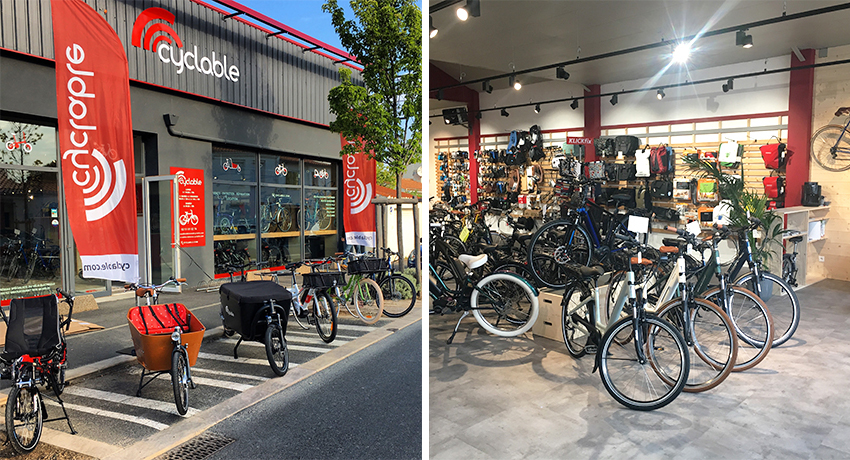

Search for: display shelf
xmin=261 ymin=231 xmax=300 ymax=238
xmin=214 ymin=233 xmax=256 ymax=241
xmin=778 ymin=205 xmax=830 ymax=288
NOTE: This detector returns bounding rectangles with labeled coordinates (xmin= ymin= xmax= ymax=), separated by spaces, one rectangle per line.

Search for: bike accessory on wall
xmin=509 ymin=168 xmax=521 ymax=192
xmin=697 ymin=178 xmax=718 ymax=202
xmin=615 ymin=135 xmax=641 ymax=158
xmin=652 ymin=206 xmax=680 ymax=222
xmin=588 ymin=161 xmax=606 ymax=179
xmin=673 ymin=177 xmax=694 ymax=201
xmin=529 ymin=125 xmax=545 ymax=161
xmin=760 ymin=140 xmax=787 ymax=169
xmin=802 ymin=181 xmax=824 ymax=207
xmin=763 ymin=176 xmax=785 ymax=198
xmin=617 ymin=163 xmax=637 ymax=181
xmin=698 ymin=206 xmax=715 ymax=224
xmin=650 ymin=145 xmax=673 ymax=174
xmin=718 ymin=141 xmax=744 ymax=168
xmin=594 ymin=137 xmax=617 ymax=158
xmin=635 ymin=148 xmax=651 ymax=177
xmin=650 ymin=179 xmax=673 ymax=199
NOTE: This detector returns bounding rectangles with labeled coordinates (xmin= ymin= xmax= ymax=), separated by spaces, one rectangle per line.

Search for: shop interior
xmin=429 ymin=1 xmax=850 ymax=457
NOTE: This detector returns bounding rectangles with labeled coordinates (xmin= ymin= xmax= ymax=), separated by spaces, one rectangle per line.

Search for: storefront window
xmin=260 ymin=187 xmax=301 ymax=267
xmin=0 ymin=121 xmax=57 ymax=168
xmin=212 ymin=151 xmax=256 ymax=182
xmin=212 ymin=184 xmax=257 ymax=274
xmin=304 ymin=160 xmax=337 ymax=187
xmin=260 ymin=154 xmax=300 ymax=186
xmin=304 ymin=189 xmax=339 ymax=260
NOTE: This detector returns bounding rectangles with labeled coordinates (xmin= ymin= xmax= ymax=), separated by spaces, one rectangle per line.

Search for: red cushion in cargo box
xmin=128 ymin=303 xmax=191 ymax=335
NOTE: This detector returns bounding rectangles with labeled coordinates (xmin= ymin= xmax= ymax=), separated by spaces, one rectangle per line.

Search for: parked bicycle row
xmin=0 ymin=228 xmax=60 ymax=283
xmin=430 ymin=176 xmax=801 ymax=411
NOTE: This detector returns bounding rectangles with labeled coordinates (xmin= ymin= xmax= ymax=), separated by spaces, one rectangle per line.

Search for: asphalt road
xmin=204 ymin=320 xmax=422 ymax=460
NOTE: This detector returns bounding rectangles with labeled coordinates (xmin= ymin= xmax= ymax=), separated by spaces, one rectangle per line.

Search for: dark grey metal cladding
xmin=0 ymin=0 xmax=362 ymax=126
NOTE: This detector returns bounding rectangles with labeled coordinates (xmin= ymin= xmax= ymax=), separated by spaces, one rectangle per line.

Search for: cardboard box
xmin=532 ymin=289 xmax=564 ymax=342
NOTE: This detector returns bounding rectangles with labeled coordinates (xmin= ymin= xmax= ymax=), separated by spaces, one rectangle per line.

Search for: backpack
xmin=594 ymin=137 xmax=616 ymax=158
xmin=617 ymin=163 xmax=636 ymax=181
xmin=760 ymin=141 xmax=787 ymax=169
xmin=718 ymin=141 xmax=744 ymax=168
xmin=763 ymin=176 xmax=785 ymax=198
xmin=635 ymin=148 xmax=651 ymax=177
xmin=528 ymin=125 xmax=545 ymax=161
xmin=650 ymin=146 xmax=673 ymax=174
xmin=615 ymin=136 xmax=641 ymax=158
xmin=605 ymin=163 xmax=619 ymax=181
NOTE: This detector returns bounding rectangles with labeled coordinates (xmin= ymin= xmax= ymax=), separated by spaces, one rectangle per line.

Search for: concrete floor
xmin=429 ymin=279 xmax=850 ymax=459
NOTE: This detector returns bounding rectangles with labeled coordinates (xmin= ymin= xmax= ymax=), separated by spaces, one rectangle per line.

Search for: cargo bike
xmin=219 ymin=279 xmax=292 ymax=376
xmin=125 ymin=278 xmax=205 ymax=416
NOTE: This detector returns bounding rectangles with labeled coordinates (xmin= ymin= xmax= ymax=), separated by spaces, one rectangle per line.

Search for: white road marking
xmin=190 ymin=367 xmax=269 ymax=382
xmin=218 ymin=338 xmax=334 ymax=354
xmin=59 ymin=402 xmax=169 ymax=431
xmin=196 ymin=352 xmax=298 ymax=369
xmin=190 ymin=376 xmax=253 ymax=392
xmin=62 ymin=387 xmax=200 ymax=417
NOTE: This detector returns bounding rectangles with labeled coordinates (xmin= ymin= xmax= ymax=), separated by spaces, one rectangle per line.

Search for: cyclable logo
xmin=131 ymin=7 xmax=240 ymax=82
xmin=175 ymin=170 xmax=202 ymax=186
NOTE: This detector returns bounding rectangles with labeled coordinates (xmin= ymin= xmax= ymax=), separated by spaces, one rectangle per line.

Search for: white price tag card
xmin=628 ymin=215 xmax=650 ymax=234
xmin=686 ymin=221 xmax=701 ymax=236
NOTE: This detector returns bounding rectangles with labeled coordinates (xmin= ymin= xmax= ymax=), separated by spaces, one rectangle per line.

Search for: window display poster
xmin=171 ymin=167 xmax=206 ymax=247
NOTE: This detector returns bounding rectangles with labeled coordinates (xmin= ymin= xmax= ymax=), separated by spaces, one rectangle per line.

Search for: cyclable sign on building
xmin=171 ymin=167 xmax=206 ymax=247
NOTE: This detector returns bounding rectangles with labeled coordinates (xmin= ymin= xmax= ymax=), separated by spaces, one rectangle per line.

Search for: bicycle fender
xmin=487 ymin=270 xmax=539 ymax=296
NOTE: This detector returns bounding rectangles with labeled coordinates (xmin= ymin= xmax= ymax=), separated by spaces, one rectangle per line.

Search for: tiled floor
xmin=429 ymin=279 xmax=850 ymax=459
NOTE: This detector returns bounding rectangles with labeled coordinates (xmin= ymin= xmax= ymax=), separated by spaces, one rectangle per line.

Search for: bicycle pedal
xmin=585 ymin=345 xmax=597 ymax=354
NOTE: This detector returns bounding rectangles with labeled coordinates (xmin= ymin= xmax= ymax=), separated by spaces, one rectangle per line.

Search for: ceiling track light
xmin=610 ymin=94 xmax=618 ymax=106
xmin=556 ymin=66 xmax=570 ymax=80
xmin=722 ymin=78 xmax=734 ymax=92
xmin=510 ymin=73 xmax=521 ymax=90
xmin=656 ymin=88 xmax=665 ymax=100
xmin=736 ymin=30 xmax=753 ymax=48
xmin=482 ymin=80 xmax=492 ymax=93
xmin=456 ymin=0 xmax=480 ymax=21
xmin=437 ymin=89 xmax=443 ymax=101
xmin=570 ymin=99 xmax=579 ymax=110
xmin=475 ymin=111 xmax=482 ymax=120
xmin=429 ymin=16 xmax=438 ymax=38
xmin=534 ymin=104 xmax=541 ymax=114
xmin=501 ymin=108 xmax=509 ymax=117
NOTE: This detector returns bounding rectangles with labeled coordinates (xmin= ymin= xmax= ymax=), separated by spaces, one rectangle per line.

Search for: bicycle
xmin=430 ymin=236 xmax=540 ymax=344
xmin=222 ymin=157 xmax=242 ymax=172
xmin=1 ymin=289 xmax=77 ymax=454
xmin=5 ymin=132 xmax=33 ymax=152
xmin=374 ymin=247 xmax=417 ymax=318
xmin=782 ymin=234 xmax=804 ymax=287
xmin=261 ymin=196 xmax=295 ymax=233
xmin=326 ymin=253 xmax=385 ymax=324
xmin=810 ymin=107 xmax=850 ymax=172
xmin=278 ymin=261 xmax=337 ymax=343
xmin=124 ymin=277 xmax=204 ymax=415
xmin=179 ymin=209 xmax=200 ymax=226
xmin=559 ymin=232 xmax=690 ymax=410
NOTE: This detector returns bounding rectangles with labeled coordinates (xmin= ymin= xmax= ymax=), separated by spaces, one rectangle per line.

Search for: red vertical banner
xmin=170 ymin=167 xmax=206 ymax=247
xmin=341 ymin=135 xmax=376 ymax=247
xmin=52 ymin=0 xmax=139 ymax=283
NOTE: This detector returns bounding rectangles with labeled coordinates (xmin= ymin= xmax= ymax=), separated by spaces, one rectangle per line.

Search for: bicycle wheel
xmin=655 ymin=298 xmax=737 ymax=392
xmin=313 ymin=291 xmax=337 ymax=343
xmin=562 ymin=282 xmax=592 ymax=358
xmin=23 ymin=255 xmax=36 ymax=283
xmin=735 ymin=271 xmax=800 ymax=347
xmin=353 ymin=278 xmax=384 ymax=324
xmin=598 ymin=315 xmax=689 ymax=411
xmin=379 ymin=274 xmax=416 ymax=318
xmin=6 ymin=252 xmax=20 ymax=281
xmin=433 ymin=262 xmax=459 ymax=293
xmin=264 ymin=323 xmax=289 ymax=376
xmin=701 ymin=286 xmax=773 ymax=372
xmin=218 ymin=217 xmax=233 ymax=234
xmin=171 ymin=349 xmax=189 ymax=416
xmin=811 ymin=124 xmax=850 ymax=172
xmin=6 ymin=386 xmax=43 ymax=454
xmin=470 ymin=272 xmax=539 ymax=337
xmin=527 ymin=219 xmax=592 ymax=289
xmin=443 ymin=235 xmax=467 ymax=257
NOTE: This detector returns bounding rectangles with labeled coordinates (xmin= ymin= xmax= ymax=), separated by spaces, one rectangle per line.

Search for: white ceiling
xmin=429 ymin=1 xmax=850 ymax=97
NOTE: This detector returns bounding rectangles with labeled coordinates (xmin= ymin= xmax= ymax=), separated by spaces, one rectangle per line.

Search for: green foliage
xmin=323 ymin=0 xmax=422 ymax=196
xmin=376 ymin=162 xmax=396 ymax=189
xmin=683 ymin=156 xmax=785 ymax=263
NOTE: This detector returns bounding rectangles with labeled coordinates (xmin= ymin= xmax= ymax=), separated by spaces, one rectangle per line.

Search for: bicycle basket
xmin=302 ymin=271 xmax=345 ymax=288
xmin=347 ymin=257 xmax=389 ymax=274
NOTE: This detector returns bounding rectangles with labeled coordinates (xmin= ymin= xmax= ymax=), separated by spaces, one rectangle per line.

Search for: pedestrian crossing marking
xmin=63 ymin=387 xmax=201 ymax=417
xmin=59 ymin=402 xmax=170 ymax=431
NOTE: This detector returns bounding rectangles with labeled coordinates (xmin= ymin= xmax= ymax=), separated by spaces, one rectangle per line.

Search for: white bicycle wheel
xmin=471 ymin=272 xmax=539 ymax=337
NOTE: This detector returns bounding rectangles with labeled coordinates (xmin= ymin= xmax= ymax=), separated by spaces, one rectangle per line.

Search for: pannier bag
xmin=801 ymin=181 xmax=824 ymax=207
xmin=673 ymin=177 xmax=694 ymax=201
xmin=635 ymin=148 xmax=651 ymax=177
xmin=611 ymin=187 xmax=636 ymax=208
xmin=529 ymin=125 xmax=545 ymax=161
xmin=652 ymin=206 xmax=680 ymax=222
xmin=605 ymin=163 xmax=619 ymax=181
xmin=718 ymin=141 xmax=744 ymax=168
xmin=760 ymin=141 xmax=787 ymax=169
xmin=588 ymin=161 xmax=606 ymax=179
xmin=594 ymin=137 xmax=616 ymax=158
xmin=617 ymin=163 xmax=637 ymax=181
xmin=129 ymin=303 xmax=191 ymax=335
xmin=348 ymin=257 xmax=390 ymax=274
xmin=697 ymin=178 xmax=718 ymax=202
xmin=615 ymin=136 xmax=641 ymax=158
xmin=763 ymin=176 xmax=785 ymax=198
xmin=650 ymin=145 xmax=673 ymax=174
xmin=561 ymin=143 xmax=584 ymax=159
xmin=651 ymin=179 xmax=673 ymax=199
xmin=302 ymin=272 xmax=346 ymax=289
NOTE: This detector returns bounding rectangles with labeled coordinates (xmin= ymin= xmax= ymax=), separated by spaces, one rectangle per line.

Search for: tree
xmin=322 ymin=0 xmax=422 ymax=198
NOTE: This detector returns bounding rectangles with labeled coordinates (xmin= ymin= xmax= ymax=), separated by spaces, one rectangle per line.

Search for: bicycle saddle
xmin=577 ymin=265 xmax=605 ymax=278
xmin=458 ymin=254 xmax=488 ymax=269
xmin=789 ymin=235 xmax=804 ymax=244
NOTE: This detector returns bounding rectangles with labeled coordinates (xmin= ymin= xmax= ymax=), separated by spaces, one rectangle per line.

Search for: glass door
xmin=142 ymin=176 xmax=180 ymax=288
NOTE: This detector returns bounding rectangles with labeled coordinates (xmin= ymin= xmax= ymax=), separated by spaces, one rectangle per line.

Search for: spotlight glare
xmin=657 ymin=88 xmax=665 ymax=100
xmin=457 ymin=6 xmax=468 ymax=21
xmin=514 ymin=81 xmax=522 ymax=90
xmin=672 ymin=42 xmax=691 ymax=64
xmin=429 ymin=16 xmax=438 ymax=38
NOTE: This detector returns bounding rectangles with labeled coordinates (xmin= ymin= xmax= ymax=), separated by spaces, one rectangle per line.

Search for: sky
xmin=234 ymin=0 xmax=351 ymax=52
